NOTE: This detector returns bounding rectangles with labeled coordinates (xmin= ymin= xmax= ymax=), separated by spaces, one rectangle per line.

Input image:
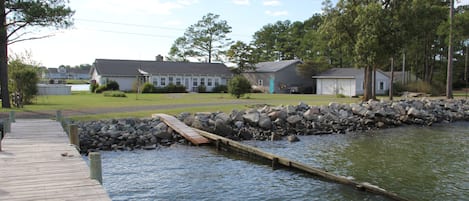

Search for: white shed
xmin=312 ymin=68 xmax=390 ymax=97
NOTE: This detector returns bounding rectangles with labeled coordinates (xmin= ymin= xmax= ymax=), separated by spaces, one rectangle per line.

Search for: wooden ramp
xmin=0 ymin=119 xmax=111 ymax=201
xmin=153 ymin=114 xmax=210 ymax=145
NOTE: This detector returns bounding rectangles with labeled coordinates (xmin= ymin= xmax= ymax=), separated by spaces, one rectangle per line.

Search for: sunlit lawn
xmin=1 ymin=92 xmax=360 ymax=120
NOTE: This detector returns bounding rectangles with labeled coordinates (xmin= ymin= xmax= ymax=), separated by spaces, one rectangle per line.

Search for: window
xmin=161 ymin=77 xmax=166 ymax=86
xmin=193 ymin=78 xmax=198 ymax=86
xmin=257 ymin=79 xmax=264 ymax=86
xmin=200 ymin=78 xmax=205 ymax=86
xmin=153 ymin=80 xmax=158 ymax=86
xmin=214 ymin=78 xmax=219 ymax=86
xmin=379 ymin=81 xmax=384 ymax=90
xmin=207 ymin=78 xmax=213 ymax=86
xmin=176 ymin=77 xmax=182 ymax=85
xmin=168 ymin=77 xmax=174 ymax=84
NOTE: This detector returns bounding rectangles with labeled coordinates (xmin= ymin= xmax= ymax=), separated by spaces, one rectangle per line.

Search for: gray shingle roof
xmin=254 ymin=60 xmax=301 ymax=72
xmin=92 ymin=59 xmax=232 ymax=77
xmin=313 ymin=68 xmax=364 ymax=78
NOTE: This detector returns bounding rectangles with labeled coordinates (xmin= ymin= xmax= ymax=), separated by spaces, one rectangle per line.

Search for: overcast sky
xmin=9 ymin=0 xmax=327 ymax=67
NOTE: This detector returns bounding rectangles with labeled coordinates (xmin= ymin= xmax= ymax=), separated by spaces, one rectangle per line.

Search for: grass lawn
xmin=1 ymin=92 xmax=360 ymax=120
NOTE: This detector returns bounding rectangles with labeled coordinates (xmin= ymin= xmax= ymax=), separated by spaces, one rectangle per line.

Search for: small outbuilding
xmin=312 ymin=68 xmax=390 ymax=97
xmin=242 ymin=60 xmax=312 ymax=94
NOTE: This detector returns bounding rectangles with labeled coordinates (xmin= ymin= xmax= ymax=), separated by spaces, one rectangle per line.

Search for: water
xmin=96 ymin=122 xmax=469 ymax=201
xmin=67 ymin=84 xmax=90 ymax=91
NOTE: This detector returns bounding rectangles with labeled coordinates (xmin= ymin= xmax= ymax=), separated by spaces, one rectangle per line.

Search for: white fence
xmin=37 ymin=84 xmax=71 ymax=95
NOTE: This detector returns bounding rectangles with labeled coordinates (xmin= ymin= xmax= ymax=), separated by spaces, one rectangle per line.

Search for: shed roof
xmin=313 ymin=68 xmax=390 ymax=79
xmin=253 ymin=59 xmax=301 ymax=73
xmin=92 ymin=59 xmax=232 ymax=77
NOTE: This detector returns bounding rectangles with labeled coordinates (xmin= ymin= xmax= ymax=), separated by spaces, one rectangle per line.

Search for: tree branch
xmin=7 ymin=21 xmax=31 ymax=39
xmin=8 ymin=34 xmax=54 ymax=45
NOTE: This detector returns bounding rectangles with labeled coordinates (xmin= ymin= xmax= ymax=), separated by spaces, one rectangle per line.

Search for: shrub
xmin=90 ymin=83 xmax=99 ymax=93
xmin=106 ymin=80 xmax=120 ymax=91
xmin=166 ymin=84 xmax=186 ymax=93
xmin=198 ymin=85 xmax=206 ymax=93
xmin=212 ymin=84 xmax=228 ymax=93
xmin=103 ymin=91 xmax=127 ymax=97
xmin=228 ymin=75 xmax=252 ymax=99
xmin=141 ymin=83 xmax=156 ymax=93
xmin=336 ymin=93 xmax=346 ymax=98
xmin=95 ymin=85 xmax=107 ymax=93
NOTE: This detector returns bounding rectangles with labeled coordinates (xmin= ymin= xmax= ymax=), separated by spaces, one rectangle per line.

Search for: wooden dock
xmin=0 ymin=119 xmax=111 ymax=201
xmin=153 ymin=113 xmax=210 ymax=145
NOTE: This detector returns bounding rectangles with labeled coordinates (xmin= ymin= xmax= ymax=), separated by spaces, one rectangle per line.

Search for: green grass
xmin=66 ymin=79 xmax=89 ymax=84
xmin=2 ymin=92 xmax=360 ymax=120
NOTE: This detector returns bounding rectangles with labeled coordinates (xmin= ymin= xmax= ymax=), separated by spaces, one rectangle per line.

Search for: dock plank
xmin=0 ymin=119 xmax=111 ymax=201
xmin=153 ymin=113 xmax=210 ymax=145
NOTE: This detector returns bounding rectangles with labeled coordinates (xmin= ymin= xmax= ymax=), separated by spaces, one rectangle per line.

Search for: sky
xmin=9 ymin=0 xmax=327 ymax=67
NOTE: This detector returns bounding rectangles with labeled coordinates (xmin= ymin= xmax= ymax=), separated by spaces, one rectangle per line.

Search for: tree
xmin=227 ymin=41 xmax=256 ymax=74
xmin=8 ymin=58 xmax=39 ymax=106
xmin=168 ymin=36 xmax=196 ymax=61
xmin=1 ymin=0 xmax=74 ymax=108
xmin=170 ymin=13 xmax=232 ymax=63
xmin=228 ymin=75 xmax=251 ymax=99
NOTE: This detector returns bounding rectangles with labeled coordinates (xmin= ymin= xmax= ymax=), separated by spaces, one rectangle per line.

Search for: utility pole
xmin=446 ymin=0 xmax=454 ymax=99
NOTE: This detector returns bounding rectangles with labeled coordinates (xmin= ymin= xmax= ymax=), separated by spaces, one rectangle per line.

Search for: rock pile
xmin=76 ymin=98 xmax=469 ymax=153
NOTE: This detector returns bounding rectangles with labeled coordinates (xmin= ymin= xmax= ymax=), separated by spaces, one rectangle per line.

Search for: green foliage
xmin=228 ymin=76 xmax=252 ymax=99
xmin=94 ymin=85 xmax=107 ymax=94
xmin=103 ymin=91 xmax=127 ymax=98
xmin=8 ymin=59 xmax=39 ymax=106
xmin=405 ymin=81 xmax=445 ymax=96
xmin=166 ymin=84 xmax=187 ymax=93
xmin=227 ymin=41 xmax=256 ymax=74
xmin=89 ymin=83 xmax=98 ymax=93
xmin=170 ymin=13 xmax=233 ymax=63
xmin=106 ymin=80 xmax=120 ymax=91
xmin=336 ymin=94 xmax=346 ymax=98
xmin=197 ymin=85 xmax=206 ymax=93
xmin=212 ymin=84 xmax=228 ymax=93
xmin=142 ymin=83 xmax=156 ymax=93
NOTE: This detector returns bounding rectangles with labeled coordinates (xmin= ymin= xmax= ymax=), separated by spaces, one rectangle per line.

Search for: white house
xmin=90 ymin=58 xmax=233 ymax=92
xmin=312 ymin=68 xmax=390 ymax=97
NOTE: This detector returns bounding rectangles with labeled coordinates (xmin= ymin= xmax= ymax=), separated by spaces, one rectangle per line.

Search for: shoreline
xmin=76 ymin=98 xmax=469 ymax=154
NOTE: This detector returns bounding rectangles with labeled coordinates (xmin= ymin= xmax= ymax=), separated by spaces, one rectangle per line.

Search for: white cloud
xmin=265 ymin=10 xmax=288 ymax=16
xmin=233 ymin=0 xmax=250 ymax=5
xmin=263 ymin=0 xmax=281 ymax=6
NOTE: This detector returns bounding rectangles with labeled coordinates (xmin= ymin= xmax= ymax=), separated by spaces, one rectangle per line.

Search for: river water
xmin=96 ymin=122 xmax=469 ymax=201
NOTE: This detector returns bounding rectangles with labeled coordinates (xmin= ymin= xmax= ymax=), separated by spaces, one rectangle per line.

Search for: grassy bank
xmin=1 ymin=92 xmax=360 ymax=120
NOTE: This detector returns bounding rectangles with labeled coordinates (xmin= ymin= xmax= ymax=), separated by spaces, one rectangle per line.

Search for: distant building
xmin=90 ymin=58 xmax=233 ymax=92
xmin=242 ymin=60 xmax=312 ymax=94
xmin=42 ymin=67 xmax=90 ymax=81
xmin=313 ymin=68 xmax=390 ymax=97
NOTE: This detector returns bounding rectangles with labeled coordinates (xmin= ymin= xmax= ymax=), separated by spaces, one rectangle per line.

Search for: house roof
xmin=313 ymin=68 xmax=390 ymax=79
xmin=253 ymin=59 xmax=301 ymax=73
xmin=92 ymin=59 xmax=232 ymax=77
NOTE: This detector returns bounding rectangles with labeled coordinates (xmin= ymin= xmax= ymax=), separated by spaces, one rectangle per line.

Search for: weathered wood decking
xmin=153 ymin=113 xmax=210 ymax=145
xmin=0 ymin=119 xmax=111 ymax=201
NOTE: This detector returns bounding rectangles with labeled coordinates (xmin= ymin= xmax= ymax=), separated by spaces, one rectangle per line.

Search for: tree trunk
xmin=363 ymin=66 xmax=373 ymax=101
xmin=446 ymin=0 xmax=453 ymax=99
xmin=372 ymin=65 xmax=376 ymax=100
xmin=390 ymin=57 xmax=394 ymax=101
xmin=0 ymin=0 xmax=10 ymax=108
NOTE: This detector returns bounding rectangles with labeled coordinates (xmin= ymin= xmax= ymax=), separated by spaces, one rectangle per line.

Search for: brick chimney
xmin=156 ymin=54 xmax=164 ymax=61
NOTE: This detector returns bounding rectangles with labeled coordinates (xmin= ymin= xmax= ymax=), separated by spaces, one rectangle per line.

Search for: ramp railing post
xmin=89 ymin=152 xmax=103 ymax=184
xmin=69 ymin=124 xmax=79 ymax=148
xmin=9 ymin=111 xmax=15 ymax=123
xmin=56 ymin=110 xmax=62 ymax=122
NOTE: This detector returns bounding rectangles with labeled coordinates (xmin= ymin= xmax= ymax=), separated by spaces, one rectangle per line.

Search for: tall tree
xmin=168 ymin=36 xmax=195 ymax=62
xmin=1 ymin=0 xmax=74 ymax=108
xmin=227 ymin=41 xmax=255 ymax=74
xmin=171 ymin=13 xmax=232 ymax=63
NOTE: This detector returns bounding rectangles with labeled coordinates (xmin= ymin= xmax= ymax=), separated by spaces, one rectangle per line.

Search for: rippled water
xmin=96 ymin=122 xmax=469 ymax=201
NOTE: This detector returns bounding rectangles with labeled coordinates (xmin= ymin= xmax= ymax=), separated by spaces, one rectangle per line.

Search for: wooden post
xmin=56 ymin=110 xmax=62 ymax=122
xmin=69 ymin=124 xmax=79 ymax=148
xmin=272 ymin=157 xmax=279 ymax=170
xmin=216 ymin=139 xmax=222 ymax=151
xmin=9 ymin=111 xmax=15 ymax=122
xmin=89 ymin=152 xmax=103 ymax=184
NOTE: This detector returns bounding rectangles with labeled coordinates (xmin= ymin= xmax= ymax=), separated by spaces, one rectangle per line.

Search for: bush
xmin=106 ymin=80 xmax=120 ymax=91
xmin=95 ymin=85 xmax=107 ymax=93
xmin=142 ymin=83 xmax=156 ymax=93
xmin=336 ymin=93 xmax=346 ymax=98
xmin=212 ymin=84 xmax=228 ymax=93
xmin=198 ymin=85 xmax=206 ymax=93
xmin=228 ymin=76 xmax=252 ymax=99
xmin=90 ymin=83 xmax=99 ymax=93
xmin=166 ymin=84 xmax=186 ymax=93
xmin=103 ymin=91 xmax=127 ymax=97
